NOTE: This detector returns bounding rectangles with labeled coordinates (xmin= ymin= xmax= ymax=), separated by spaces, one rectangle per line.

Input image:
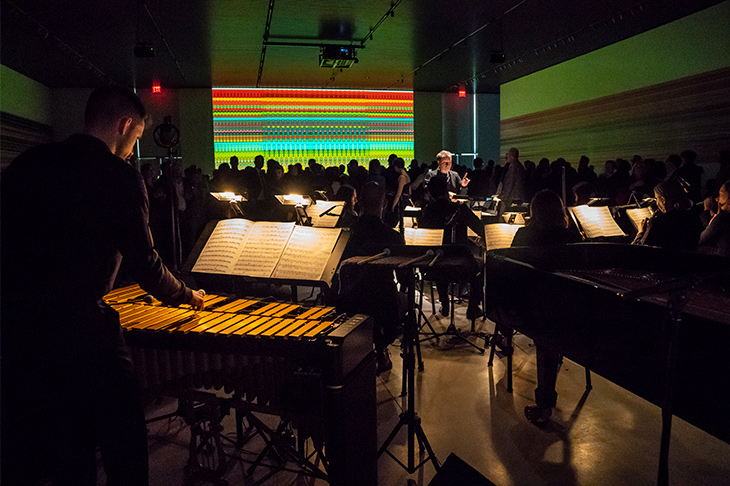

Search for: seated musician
xmin=337 ymin=181 xmax=407 ymax=373
xmin=698 ymin=180 xmax=730 ymax=257
xmin=509 ymin=189 xmax=581 ymax=425
xmin=419 ymin=175 xmax=485 ymax=320
xmin=632 ymin=179 xmax=702 ymax=251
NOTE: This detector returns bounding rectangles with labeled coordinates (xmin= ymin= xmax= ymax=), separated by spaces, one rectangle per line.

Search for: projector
xmin=319 ymin=46 xmax=358 ymax=68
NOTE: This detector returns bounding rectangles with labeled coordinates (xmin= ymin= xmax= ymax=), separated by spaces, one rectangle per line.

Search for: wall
xmin=475 ymin=93 xmax=501 ymax=163
xmin=413 ymin=91 xmax=442 ymax=165
xmin=501 ymin=1 xmax=730 ymax=120
xmin=48 ymin=87 xmax=214 ymax=173
xmin=499 ymin=1 xmax=730 ymax=167
xmin=179 ymin=89 xmax=214 ymax=173
xmin=0 ymin=65 xmax=52 ymax=125
xmin=414 ymin=90 xmax=500 ymax=168
xmin=1 ymin=65 xmax=53 ymax=169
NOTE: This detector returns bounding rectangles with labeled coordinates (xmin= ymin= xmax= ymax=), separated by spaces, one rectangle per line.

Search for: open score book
xmin=190 ymin=219 xmax=345 ymax=282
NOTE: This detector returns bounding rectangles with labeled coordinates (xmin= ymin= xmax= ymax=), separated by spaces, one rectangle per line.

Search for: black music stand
xmin=343 ymin=249 xmax=441 ymax=475
xmin=377 ymin=253 xmax=440 ymax=475
xmin=418 ymin=244 xmax=486 ymax=354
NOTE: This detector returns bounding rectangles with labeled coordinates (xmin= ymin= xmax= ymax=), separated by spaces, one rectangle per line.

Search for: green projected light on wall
xmin=213 ymin=87 xmax=414 ymax=168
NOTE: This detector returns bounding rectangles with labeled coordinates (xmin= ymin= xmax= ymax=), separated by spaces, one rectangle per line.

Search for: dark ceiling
xmin=1 ymin=0 xmax=724 ymax=94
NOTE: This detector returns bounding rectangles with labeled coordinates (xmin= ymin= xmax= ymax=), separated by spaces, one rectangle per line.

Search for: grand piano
xmin=484 ymin=243 xmax=730 ymax=448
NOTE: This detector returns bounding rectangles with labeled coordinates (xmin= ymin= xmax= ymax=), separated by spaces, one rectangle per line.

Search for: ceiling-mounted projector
xmin=319 ymin=46 xmax=358 ymax=68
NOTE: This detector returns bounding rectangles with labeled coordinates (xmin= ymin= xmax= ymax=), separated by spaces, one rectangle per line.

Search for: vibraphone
xmin=104 ymin=284 xmax=376 ymax=486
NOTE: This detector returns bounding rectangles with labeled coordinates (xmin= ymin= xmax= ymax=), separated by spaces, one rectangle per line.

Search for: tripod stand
xmin=378 ymin=266 xmax=440 ymax=474
xmin=417 ymin=245 xmax=487 ymax=354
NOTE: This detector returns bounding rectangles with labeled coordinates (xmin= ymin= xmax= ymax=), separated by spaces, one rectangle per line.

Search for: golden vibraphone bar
xmin=104 ymin=284 xmax=377 ymax=486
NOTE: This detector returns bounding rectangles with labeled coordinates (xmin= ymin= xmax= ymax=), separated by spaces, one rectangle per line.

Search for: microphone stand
xmin=378 ymin=258 xmax=440 ymax=475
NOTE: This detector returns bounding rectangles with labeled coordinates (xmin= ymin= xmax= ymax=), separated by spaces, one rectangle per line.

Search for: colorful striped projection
xmin=213 ymin=88 xmax=414 ymax=168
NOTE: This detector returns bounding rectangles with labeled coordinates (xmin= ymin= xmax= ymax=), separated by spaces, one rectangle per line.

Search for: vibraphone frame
xmin=105 ymin=285 xmax=377 ymax=486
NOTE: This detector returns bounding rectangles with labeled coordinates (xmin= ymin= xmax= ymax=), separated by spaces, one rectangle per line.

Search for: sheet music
xmin=404 ymin=228 xmax=444 ymax=246
xmin=403 ymin=206 xmax=421 ymax=229
xmin=272 ymin=226 xmax=342 ymax=280
xmin=485 ymin=223 xmax=524 ymax=250
xmin=569 ymin=206 xmax=626 ymax=238
xmin=232 ymin=222 xmax=295 ymax=277
xmin=625 ymin=207 xmax=654 ymax=231
xmin=309 ymin=201 xmax=344 ymax=228
xmin=192 ymin=219 xmax=253 ymax=274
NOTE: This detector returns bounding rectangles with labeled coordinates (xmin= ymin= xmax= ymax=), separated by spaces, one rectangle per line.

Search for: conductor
xmin=1 ymin=86 xmax=205 ymax=485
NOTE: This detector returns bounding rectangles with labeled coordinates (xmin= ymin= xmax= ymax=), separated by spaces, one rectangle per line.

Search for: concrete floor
xmin=116 ymin=297 xmax=730 ymax=486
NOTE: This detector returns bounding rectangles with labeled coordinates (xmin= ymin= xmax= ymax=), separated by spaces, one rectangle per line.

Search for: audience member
xmin=335 ymin=184 xmax=359 ymax=228
xmin=467 ymin=157 xmax=490 ymax=198
xmin=497 ymin=147 xmax=526 ymax=213
xmin=675 ymin=149 xmax=703 ymax=202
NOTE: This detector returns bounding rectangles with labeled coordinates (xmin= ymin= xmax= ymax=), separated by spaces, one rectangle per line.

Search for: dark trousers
xmin=435 ymin=277 xmax=483 ymax=310
xmin=1 ymin=306 xmax=149 ymax=486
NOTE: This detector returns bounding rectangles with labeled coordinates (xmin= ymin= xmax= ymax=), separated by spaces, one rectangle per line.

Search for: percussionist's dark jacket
xmin=1 ymin=134 xmax=190 ymax=349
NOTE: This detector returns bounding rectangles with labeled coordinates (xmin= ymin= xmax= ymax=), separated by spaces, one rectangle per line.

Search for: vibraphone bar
xmin=106 ymin=284 xmax=341 ymax=340
xmin=104 ymin=284 xmax=377 ymax=485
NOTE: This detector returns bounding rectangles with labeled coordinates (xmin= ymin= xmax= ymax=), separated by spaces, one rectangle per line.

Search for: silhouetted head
xmin=529 ymin=189 xmax=568 ymax=229
xmin=84 ymin=85 xmax=147 ymax=160
xmin=359 ymin=181 xmax=386 ymax=217
xmin=654 ymin=179 xmax=690 ymax=213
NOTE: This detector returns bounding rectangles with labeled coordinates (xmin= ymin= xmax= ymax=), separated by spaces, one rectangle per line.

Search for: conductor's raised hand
xmin=461 ymin=174 xmax=470 ymax=187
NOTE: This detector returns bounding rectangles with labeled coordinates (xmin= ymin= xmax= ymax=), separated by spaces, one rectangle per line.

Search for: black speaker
xmin=428 ymin=453 xmax=497 ymax=486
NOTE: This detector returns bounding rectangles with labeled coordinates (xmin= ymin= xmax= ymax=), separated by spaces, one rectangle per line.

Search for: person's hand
xmin=640 ymin=217 xmax=649 ymax=233
xmin=705 ymin=196 xmax=719 ymax=216
xmin=190 ymin=289 xmax=206 ymax=311
xmin=703 ymin=196 xmax=713 ymax=211
xmin=461 ymin=174 xmax=470 ymax=187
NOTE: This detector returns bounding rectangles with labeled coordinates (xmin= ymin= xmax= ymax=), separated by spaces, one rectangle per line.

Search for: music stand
xmin=342 ymin=248 xmax=441 ymax=475
xmin=418 ymin=243 xmax=486 ymax=354
xmin=275 ymin=194 xmax=313 ymax=226
xmin=210 ymin=191 xmax=246 ymax=217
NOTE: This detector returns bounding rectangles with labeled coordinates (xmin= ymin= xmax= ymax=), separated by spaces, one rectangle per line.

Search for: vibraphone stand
xmin=378 ymin=269 xmax=440 ymax=475
xmin=235 ymin=409 xmax=327 ymax=480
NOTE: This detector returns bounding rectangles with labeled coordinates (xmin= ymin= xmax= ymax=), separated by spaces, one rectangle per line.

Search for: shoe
xmin=466 ymin=306 xmax=484 ymax=320
xmin=439 ymin=301 xmax=450 ymax=317
xmin=376 ymin=348 xmax=392 ymax=375
xmin=524 ymin=405 xmax=552 ymax=425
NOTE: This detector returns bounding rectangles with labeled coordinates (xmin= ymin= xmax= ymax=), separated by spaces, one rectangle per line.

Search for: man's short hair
xmin=359 ymin=181 xmax=386 ymax=213
xmin=436 ymin=150 xmax=452 ymax=162
xmin=84 ymin=85 xmax=146 ymax=127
